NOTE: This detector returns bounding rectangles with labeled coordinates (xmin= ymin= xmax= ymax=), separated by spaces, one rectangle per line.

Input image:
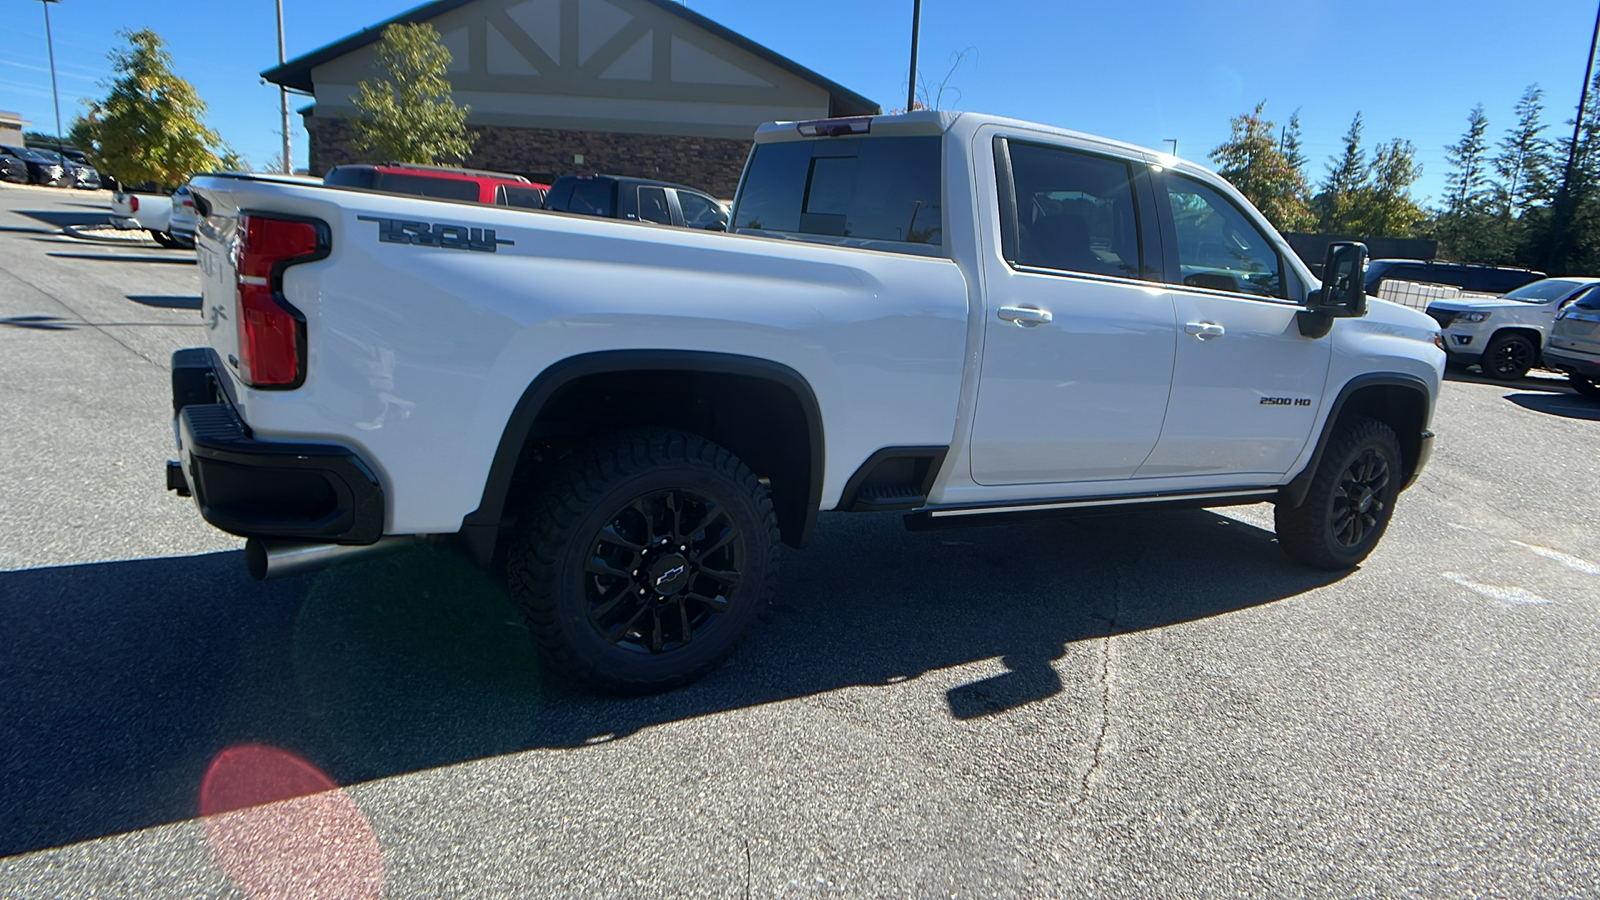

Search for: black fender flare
xmin=1280 ymin=372 xmax=1433 ymax=509
xmin=460 ymin=349 xmax=825 ymax=561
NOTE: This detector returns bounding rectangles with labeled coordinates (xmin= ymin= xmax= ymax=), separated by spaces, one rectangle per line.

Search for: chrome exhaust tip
xmin=245 ymin=536 xmax=417 ymax=581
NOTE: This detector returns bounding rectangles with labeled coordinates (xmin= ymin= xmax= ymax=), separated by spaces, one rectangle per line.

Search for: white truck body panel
xmin=185 ymin=111 xmax=1444 ymax=539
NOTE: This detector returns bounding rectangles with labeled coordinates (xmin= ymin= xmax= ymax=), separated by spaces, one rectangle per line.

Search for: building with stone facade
xmin=263 ymin=0 xmax=879 ymax=198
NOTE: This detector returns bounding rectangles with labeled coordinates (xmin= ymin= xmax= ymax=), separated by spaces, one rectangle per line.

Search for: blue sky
xmin=1 ymin=0 xmax=1596 ymax=205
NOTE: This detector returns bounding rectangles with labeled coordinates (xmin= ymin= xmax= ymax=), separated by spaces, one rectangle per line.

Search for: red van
xmin=322 ymin=163 xmax=550 ymax=209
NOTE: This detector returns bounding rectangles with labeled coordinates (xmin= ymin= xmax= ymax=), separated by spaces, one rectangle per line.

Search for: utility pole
xmin=31 ymin=0 xmax=64 ymax=150
xmin=1549 ymin=0 xmax=1600 ymax=271
xmin=277 ymin=0 xmax=292 ymax=173
xmin=906 ymin=0 xmax=921 ymax=112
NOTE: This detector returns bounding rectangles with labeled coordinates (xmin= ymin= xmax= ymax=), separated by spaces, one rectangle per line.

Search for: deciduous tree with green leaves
xmin=1354 ymin=138 xmax=1425 ymax=237
xmin=1209 ymin=100 xmax=1315 ymax=232
xmin=73 ymin=29 xmax=227 ymax=191
xmin=348 ymin=23 xmax=476 ymax=164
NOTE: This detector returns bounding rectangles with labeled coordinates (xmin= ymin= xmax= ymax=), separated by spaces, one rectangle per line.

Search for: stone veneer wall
xmin=306 ymin=115 xmax=751 ymax=199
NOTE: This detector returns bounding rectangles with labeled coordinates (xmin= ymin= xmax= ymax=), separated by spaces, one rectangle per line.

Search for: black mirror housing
xmin=1299 ymin=241 xmax=1369 ymax=338
xmin=1313 ymin=241 xmax=1369 ymax=317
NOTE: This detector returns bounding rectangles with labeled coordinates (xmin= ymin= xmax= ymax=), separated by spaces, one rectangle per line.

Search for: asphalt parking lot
xmin=1 ymin=184 xmax=1597 ymax=898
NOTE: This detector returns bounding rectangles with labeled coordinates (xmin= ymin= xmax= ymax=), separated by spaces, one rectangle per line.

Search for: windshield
xmin=1502 ymin=279 xmax=1587 ymax=303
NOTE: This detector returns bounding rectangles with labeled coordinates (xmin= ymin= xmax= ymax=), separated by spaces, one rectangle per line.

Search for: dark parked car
xmin=36 ymin=149 xmax=100 ymax=189
xmin=0 ymin=145 xmax=64 ymax=186
xmin=543 ymin=174 xmax=729 ymax=230
xmin=1364 ymin=259 xmax=1544 ymax=298
xmin=0 ymin=152 xmax=29 ymax=184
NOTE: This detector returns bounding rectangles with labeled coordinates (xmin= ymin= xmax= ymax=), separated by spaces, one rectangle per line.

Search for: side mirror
xmin=705 ymin=220 xmax=728 ymax=232
xmin=1299 ymin=241 xmax=1368 ymax=337
xmin=1310 ymin=241 xmax=1369 ymax=317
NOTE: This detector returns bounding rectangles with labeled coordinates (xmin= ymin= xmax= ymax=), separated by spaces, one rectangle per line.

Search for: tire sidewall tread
xmin=506 ymin=429 xmax=780 ymax=694
xmin=1275 ymin=416 xmax=1403 ymax=570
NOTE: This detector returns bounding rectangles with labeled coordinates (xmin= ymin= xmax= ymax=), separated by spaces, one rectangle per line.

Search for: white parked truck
xmin=168 ymin=111 xmax=1445 ymax=692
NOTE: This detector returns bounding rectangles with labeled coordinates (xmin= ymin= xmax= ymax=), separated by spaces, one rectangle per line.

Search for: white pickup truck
xmin=110 ymin=190 xmax=187 ymax=248
xmin=168 ymin=111 xmax=1445 ymax=692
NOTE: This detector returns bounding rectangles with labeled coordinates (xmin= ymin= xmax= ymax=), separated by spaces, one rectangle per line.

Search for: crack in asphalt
xmin=1070 ymin=558 xmax=1124 ymax=816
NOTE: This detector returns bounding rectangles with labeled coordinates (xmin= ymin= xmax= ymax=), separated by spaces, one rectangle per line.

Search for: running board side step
xmin=903 ymin=489 xmax=1279 ymax=531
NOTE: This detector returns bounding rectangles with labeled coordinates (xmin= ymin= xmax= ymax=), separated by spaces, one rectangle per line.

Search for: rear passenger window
xmin=732 ymin=136 xmax=943 ymax=255
xmin=371 ymin=173 xmax=481 ymax=202
xmin=497 ymin=185 xmax=545 ymax=209
xmin=1165 ymin=174 xmax=1283 ymax=298
xmin=637 ymin=187 xmax=673 ymax=224
xmin=1003 ymin=142 xmax=1145 ymax=280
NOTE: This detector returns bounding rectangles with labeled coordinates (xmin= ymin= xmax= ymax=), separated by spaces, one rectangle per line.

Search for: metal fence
xmin=1374 ymin=280 xmax=1499 ymax=311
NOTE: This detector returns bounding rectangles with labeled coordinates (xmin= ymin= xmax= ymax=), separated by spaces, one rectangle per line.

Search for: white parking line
xmin=1441 ymin=572 xmax=1551 ymax=605
xmin=1509 ymin=541 xmax=1600 ymax=576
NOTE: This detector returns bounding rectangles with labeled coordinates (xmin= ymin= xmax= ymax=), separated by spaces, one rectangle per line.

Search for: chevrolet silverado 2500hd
xmin=167 ymin=111 xmax=1445 ymax=692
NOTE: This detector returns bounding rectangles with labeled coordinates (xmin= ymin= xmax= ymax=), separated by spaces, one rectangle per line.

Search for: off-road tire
xmin=1275 ymin=416 xmax=1403 ymax=570
xmin=1570 ymin=373 xmax=1600 ymax=401
xmin=505 ymin=429 xmax=780 ymax=694
xmin=1481 ymin=332 xmax=1536 ymax=381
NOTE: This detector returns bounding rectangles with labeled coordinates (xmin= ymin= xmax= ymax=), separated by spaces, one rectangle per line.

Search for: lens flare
xmin=200 ymin=744 xmax=383 ymax=900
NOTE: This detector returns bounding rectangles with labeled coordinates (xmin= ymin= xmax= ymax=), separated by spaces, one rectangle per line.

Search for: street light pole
xmin=32 ymin=0 xmax=64 ymax=149
xmin=1548 ymin=0 xmax=1600 ymax=271
xmin=906 ymin=0 xmax=921 ymax=112
xmin=276 ymin=0 xmax=291 ymax=173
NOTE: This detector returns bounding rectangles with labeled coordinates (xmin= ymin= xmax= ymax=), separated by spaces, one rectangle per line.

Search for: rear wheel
xmin=1481 ymin=332 xmax=1537 ymax=380
xmin=1275 ymin=417 xmax=1403 ymax=570
xmin=505 ymin=429 xmax=779 ymax=694
xmin=1571 ymin=373 xmax=1600 ymax=401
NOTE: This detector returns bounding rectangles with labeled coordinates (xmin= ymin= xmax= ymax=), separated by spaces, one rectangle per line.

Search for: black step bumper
xmin=1543 ymin=347 xmax=1600 ymax=379
xmin=168 ymin=348 xmax=385 ymax=544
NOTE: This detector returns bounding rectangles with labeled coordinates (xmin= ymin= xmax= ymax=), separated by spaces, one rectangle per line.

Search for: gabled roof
xmin=262 ymin=0 xmax=879 ymax=116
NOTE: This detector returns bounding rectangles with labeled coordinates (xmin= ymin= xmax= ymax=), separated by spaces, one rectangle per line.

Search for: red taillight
xmin=235 ymin=215 xmax=325 ymax=388
xmin=129 ymin=195 xmax=139 ymax=214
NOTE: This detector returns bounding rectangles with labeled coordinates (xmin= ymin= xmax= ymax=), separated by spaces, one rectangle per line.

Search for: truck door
xmin=1135 ymin=171 xmax=1332 ymax=479
xmin=970 ymin=137 xmax=1177 ymax=485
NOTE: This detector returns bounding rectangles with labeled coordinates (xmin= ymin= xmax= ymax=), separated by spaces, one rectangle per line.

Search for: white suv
xmin=1545 ymin=287 xmax=1600 ymax=400
xmin=1427 ymin=277 xmax=1600 ymax=380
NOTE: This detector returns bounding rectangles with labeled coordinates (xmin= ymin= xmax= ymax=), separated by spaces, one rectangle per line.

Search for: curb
xmin=61 ymin=224 xmax=158 ymax=246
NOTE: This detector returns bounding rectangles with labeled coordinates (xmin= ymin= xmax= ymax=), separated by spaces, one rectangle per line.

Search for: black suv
xmin=1364 ymin=259 xmax=1544 ymax=298
xmin=543 ymin=175 xmax=728 ymax=230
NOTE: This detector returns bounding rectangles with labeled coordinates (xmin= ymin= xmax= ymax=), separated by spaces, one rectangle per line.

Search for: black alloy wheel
xmin=1330 ymin=447 xmax=1391 ymax=548
xmin=1482 ymin=332 xmax=1536 ymax=381
xmin=506 ymin=429 xmax=779 ymax=694
xmin=583 ymin=488 xmax=742 ymax=655
xmin=1275 ymin=416 xmax=1403 ymax=570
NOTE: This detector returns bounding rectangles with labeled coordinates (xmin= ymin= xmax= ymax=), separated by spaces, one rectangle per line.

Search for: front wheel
xmin=1481 ymin=332 xmax=1537 ymax=381
xmin=505 ymin=430 xmax=780 ymax=694
xmin=1571 ymin=373 xmax=1600 ymax=401
xmin=1275 ymin=417 xmax=1403 ymax=570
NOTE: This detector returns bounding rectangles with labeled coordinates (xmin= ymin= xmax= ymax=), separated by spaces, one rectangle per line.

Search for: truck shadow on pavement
xmin=11 ymin=210 xmax=109 ymax=229
xmin=0 ymin=509 xmax=1341 ymax=856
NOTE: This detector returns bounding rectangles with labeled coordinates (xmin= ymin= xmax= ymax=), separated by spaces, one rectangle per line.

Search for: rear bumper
xmin=168 ymin=348 xmax=385 ymax=544
xmin=1543 ymin=347 xmax=1600 ymax=379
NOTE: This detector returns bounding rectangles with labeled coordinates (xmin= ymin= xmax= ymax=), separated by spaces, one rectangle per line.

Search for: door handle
xmin=1184 ymin=321 xmax=1225 ymax=340
xmin=998 ymin=305 xmax=1053 ymax=327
